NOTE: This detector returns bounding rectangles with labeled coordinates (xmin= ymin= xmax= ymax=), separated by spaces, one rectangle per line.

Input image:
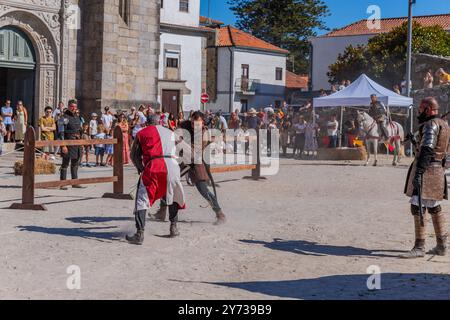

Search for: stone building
xmin=0 ymin=0 xmax=160 ymax=126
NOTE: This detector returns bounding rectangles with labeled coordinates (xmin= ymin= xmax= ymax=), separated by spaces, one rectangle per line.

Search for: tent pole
xmin=339 ymin=106 xmax=344 ymax=148
xmin=410 ymin=105 xmax=414 ymax=157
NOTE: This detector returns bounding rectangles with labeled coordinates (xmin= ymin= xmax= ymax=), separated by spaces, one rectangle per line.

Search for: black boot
xmin=126 ymin=230 xmax=144 ymax=245
xmin=169 ymin=223 xmax=180 ymax=238
xmin=71 ymin=165 xmax=85 ymax=188
xmin=60 ymin=168 xmax=68 ymax=190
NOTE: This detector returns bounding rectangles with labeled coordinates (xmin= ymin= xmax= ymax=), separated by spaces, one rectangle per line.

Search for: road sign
xmin=201 ymin=93 xmax=209 ymax=104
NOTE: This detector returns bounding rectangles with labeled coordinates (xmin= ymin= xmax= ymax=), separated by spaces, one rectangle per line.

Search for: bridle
xmin=359 ymin=113 xmax=379 ymax=140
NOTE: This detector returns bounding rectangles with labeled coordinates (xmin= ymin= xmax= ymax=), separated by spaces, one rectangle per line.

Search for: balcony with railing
xmin=235 ymin=78 xmax=260 ymax=95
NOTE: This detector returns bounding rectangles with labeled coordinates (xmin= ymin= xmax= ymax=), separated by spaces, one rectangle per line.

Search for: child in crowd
xmin=104 ymin=128 xmax=114 ymax=166
xmin=89 ymin=113 xmax=98 ymax=139
xmin=94 ymin=124 xmax=106 ymax=166
xmin=0 ymin=116 xmax=6 ymax=155
xmin=81 ymin=123 xmax=91 ymax=167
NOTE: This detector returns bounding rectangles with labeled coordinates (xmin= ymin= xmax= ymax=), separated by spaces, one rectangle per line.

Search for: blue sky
xmin=201 ymin=0 xmax=450 ymax=35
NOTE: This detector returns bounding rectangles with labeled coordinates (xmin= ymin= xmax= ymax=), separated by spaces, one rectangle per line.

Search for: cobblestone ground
xmin=0 ymin=150 xmax=449 ymax=300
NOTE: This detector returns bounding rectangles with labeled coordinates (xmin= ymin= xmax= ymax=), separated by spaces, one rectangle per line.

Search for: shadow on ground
xmin=239 ymin=238 xmax=405 ymax=258
xmin=16 ymin=225 xmax=125 ymax=243
xmin=201 ymin=273 xmax=450 ymax=300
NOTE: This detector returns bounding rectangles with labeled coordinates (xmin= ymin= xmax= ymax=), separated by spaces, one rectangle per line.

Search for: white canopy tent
xmin=312 ymin=74 xmax=414 ymax=150
xmin=313 ymin=74 xmax=413 ymax=108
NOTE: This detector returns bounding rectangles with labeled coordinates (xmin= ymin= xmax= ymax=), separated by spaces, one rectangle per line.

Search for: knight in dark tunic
xmin=60 ymin=99 xmax=84 ymax=189
xmin=403 ymin=97 xmax=449 ymax=258
xmin=150 ymin=111 xmax=226 ymax=226
xmin=368 ymin=94 xmax=389 ymax=140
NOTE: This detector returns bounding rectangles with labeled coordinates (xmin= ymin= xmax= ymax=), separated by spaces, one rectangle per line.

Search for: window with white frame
xmin=179 ymin=0 xmax=189 ymax=12
xmin=166 ymin=51 xmax=180 ymax=68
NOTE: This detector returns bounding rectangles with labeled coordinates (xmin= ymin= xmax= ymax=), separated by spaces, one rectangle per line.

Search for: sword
xmin=418 ymin=175 xmax=425 ymax=227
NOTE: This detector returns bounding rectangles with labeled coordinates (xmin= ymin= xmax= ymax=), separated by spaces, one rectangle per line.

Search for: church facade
xmin=0 ymin=0 xmax=160 ymax=126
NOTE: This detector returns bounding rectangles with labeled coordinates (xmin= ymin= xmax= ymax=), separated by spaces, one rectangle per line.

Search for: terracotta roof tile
xmin=200 ymin=16 xmax=224 ymax=26
xmin=217 ymin=26 xmax=289 ymax=54
xmin=286 ymin=71 xmax=308 ymax=89
xmin=324 ymin=13 xmax=450 ymax=37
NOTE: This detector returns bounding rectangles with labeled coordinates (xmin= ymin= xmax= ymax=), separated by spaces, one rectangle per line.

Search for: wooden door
xmin=162 ymin=90 xmax=180 ymax=115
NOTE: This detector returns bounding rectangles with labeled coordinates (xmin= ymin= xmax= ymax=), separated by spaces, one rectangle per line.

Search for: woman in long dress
xmin=15 ymin=101 xmax=27 ymax=142
xmin=304 ymin=117 xmax=320 ymax=158
xmin=118 ymin=113 xmax=131 ymax=165
xmin=293 ymin=115 xmax=307 ymax=159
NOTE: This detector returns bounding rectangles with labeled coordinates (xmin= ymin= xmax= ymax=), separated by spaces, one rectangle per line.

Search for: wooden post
xmin=244 ymin=128 xmax=266 ymax=181
xmin=103 ymin=125 xmax=133 ymax=200
xmin=10 ymin=126 xmax=46 ymax=210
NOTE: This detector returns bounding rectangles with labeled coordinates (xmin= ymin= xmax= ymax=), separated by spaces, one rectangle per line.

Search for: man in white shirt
xmin=327 ymin=114 xmax=339 ymax=148
xmin=52 ymin=101 xmax=65 ymax=119
xmin=101 ymin=106 xmax=114 ymax=131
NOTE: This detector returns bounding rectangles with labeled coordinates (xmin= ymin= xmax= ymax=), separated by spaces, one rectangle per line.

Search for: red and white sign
xmin=201 ymin=93 xmax=209 ymax=104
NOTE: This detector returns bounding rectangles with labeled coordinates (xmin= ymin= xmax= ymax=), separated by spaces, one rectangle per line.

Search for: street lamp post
xmin=406 ymin=0 xmax=415 ymax=98
xmin=406 ymin=0 xmax=415 ymax=156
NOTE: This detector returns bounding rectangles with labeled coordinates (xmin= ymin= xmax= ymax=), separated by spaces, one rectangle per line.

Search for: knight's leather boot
xmin=169 ymin=223 xmax=180 ymax=238
xmin=401 ymin=216 xmax=426 ymax=259
xmin=428 ymin=213 xmax=448 ymax=256
xmin=126 ymin=230 xmax=144 ymax=245
xmin=214 ymin=211 xmax=226 ymax=225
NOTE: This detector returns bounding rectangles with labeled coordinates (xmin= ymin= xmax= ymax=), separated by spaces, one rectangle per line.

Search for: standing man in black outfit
xmin=60 ymin=99 xmax=85 ymax=190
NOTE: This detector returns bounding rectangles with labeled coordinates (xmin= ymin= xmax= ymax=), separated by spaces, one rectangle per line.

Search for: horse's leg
xmin=365 ymin=140 xmax=370 ymax=166
xmin=392 ymin=143 xmax=398 ymax=166
xmin=373 ymin=139 xmax=378 ymax=166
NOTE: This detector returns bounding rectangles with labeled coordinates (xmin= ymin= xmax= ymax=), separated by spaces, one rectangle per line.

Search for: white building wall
xmin=161 ymin=0 xmax=200 ymax=27
xmin=310 ymin=34 xmax=373 ymax=91
xmin=208 ymin=47 xmax=287 ymax=113
xmin=158 ymin=32 xmax=203 ymax=113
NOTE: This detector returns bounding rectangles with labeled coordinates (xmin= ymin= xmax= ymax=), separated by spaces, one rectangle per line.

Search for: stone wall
xmin=412 ymin=53 xmax=450 ymax=90
xmin=413 ymin=84 xmax=450 ymax=115
xmin=100 ymin=0 xmax=160 ymax=111
xmin=79 ymin=0 xmax=160 ymax=116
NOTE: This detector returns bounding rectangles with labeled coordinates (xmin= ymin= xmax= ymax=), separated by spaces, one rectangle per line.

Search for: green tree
xmin=228 ymin=0 xmax=329 ymax=74
xmin=328 ymin=22 xmax=450 ymax=87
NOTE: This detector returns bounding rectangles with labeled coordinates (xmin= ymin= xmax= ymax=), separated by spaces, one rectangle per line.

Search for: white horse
xmin=356 ymin=111 xmax=404 ymax=166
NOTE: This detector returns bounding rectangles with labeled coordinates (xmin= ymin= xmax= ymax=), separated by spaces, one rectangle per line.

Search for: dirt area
xmin=0 ymin=152 xmax=449 ymax=300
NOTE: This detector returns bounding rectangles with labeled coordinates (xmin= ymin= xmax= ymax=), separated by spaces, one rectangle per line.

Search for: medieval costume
xmin=126 ymin=120 xmax=186 ymax=245
xmin=279 ymin=116 xmax=292 ymax=156
xmin=403 ymin=98 xmax=449 ymax=258
xmin=150 ymin=112 xmax=226 ymax=226
xmin=369 ymin=95 xmax=389 ymax=140
xmin=60 ymin=100 xmax=84 ymax=189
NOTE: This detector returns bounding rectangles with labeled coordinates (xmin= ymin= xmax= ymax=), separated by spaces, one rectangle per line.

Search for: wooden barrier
xmin=208 ymin=128 xmax=266 ymax=180
xmin=9 ymin=126 xmax=132 ymax=211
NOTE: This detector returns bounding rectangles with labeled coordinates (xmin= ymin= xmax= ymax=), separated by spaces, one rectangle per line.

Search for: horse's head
xmin=356 ymin=111 xmax=366 ymax=126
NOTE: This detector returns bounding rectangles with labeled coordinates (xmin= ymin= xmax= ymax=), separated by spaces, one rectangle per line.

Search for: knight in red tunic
xmin=126 ymin=116 xmax=185 ymax=245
